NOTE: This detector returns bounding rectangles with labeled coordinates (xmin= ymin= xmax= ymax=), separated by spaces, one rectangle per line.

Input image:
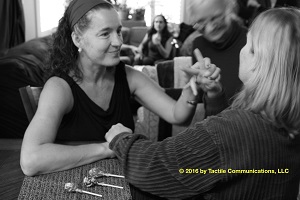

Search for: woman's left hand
xmin=105 ymin=123 xmax=133 ymax=143
xmin=182 ymin=49 xmax=222 ymax=97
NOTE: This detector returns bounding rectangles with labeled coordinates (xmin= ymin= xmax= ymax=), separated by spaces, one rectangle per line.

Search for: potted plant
xmin=112 ymin=0 xmax=131 ymax=20
xmin=132 ymin=8 xmax=145 ymax=21
xmin=130 ymin=0 xmax=150 ymax=21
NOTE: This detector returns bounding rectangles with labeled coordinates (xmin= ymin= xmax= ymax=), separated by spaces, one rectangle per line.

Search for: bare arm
xmin=126 ymin=66 xmax=197 ymax=125
xmin=155 ymin=36 xmax=174 ymax=59
xmin=122 ymin=44 xmax=138 ymax=55
xmin=137 ymin=33 xmax=149 ymax=54
xmin=126 ymin=49 xmax=222 ymax=125
xmin=20 ymin=77 xmax=113 ymax=176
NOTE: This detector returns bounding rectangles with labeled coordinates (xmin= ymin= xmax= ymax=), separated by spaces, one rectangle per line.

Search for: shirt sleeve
xmin=109 ymin=121 xmax=223 ymax=199
xmin=203 ymin=90 xmax=228 ymax=117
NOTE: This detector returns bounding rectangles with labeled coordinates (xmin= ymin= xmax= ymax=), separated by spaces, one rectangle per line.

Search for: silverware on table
xmin=64 ymin=182 xmax=102 ymax=197
xmin=83 ymin=176 xmax=124 ymax=189
xmin=89 ymin=167 xmax=125 ymax=178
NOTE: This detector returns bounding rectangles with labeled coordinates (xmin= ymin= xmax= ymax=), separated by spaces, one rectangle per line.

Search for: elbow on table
xmin=20 ymin=152 xmax=41 ymax=176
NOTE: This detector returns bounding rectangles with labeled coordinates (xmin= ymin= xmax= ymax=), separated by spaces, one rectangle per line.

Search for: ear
xmin=71 ymin=31 xmax=82 ymax=49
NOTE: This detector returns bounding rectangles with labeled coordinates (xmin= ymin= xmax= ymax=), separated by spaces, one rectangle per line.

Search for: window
xmin=36 ymin=0 xmax=182 ymax=36
xmin=123 ymin=0 xmax=182 ymax=26
xmin=150 ymin=0 xmax=181 ymax=24
xmin=36 ymin=0 xmax=66 ymax=37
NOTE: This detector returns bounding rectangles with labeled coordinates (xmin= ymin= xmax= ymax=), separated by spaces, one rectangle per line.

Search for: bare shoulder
xmin=40 ymin=76 xmax=73 ymax=114
xmin=124 ymin=65 xmax=149 ymax=82
xmin=44 ymin=76 xmax=71 ymax=91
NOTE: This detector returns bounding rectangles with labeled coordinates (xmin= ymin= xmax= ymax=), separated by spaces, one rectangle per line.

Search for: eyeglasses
xmin=193 ymin=13 xmax=227 ymax=33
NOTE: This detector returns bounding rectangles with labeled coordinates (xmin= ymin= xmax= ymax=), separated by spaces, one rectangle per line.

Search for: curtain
xmin=0 ymin=0 xmax=25 ymax=52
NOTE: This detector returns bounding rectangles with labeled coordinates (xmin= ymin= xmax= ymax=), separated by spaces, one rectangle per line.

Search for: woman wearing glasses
xmin=192 ymin=0 xmax=247 ymax=101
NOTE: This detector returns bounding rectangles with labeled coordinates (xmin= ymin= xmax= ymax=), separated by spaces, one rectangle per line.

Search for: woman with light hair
xmin=233 ymin=7 xmax=300 ymax=137
xmin=105 ymin=7 xmax=300 ymax=200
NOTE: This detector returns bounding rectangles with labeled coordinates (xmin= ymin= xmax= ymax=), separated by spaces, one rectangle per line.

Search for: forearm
xmin=156 ymin=43 xmax=169 ymax=58
xmin=21 ymin=142 xmax=112 ymax=176
xmin=172 ymin=87 xmax=198 ymax=125
xmin=138 ymin=44 xmax=144 ymax=53
xmin=109 ymin=132 xmax=189 ymax=199
xmin=121 ymin=44 xmax=132 ymax=50
xmin=109 ymin=127 xmax=221 ymax=199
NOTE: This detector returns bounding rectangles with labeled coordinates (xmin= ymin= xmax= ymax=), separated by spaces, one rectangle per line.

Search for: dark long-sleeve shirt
xmin=192 ymin=21 xmax=247 ymax=101
xmin=110 ymin=93 xmax=300 ymax=200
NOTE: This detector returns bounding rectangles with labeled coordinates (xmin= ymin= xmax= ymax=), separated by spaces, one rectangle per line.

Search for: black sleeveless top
xmin=55 ymin=62 xmax=134 ymax=141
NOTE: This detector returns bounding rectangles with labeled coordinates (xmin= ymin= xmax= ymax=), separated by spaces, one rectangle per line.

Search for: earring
xmin=78 ymin=48 xmax=82 ymax=53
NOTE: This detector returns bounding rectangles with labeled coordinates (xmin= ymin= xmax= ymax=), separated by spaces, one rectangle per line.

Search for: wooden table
xmin=0 ymin=139 xmax=165 ymax=200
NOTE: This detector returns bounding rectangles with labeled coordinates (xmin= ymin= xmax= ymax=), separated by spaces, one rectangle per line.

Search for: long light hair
xmin=232 ymin=7 xmax=300 ymax=136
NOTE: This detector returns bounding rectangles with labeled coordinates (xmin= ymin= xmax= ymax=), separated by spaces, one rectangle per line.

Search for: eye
xmin=117 ymin=28 xmax=122 ymax=36
xmin=99 ymin=32 xmax=110 ymax=38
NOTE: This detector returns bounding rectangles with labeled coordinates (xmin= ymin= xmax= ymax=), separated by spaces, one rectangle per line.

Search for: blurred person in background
xmin=133 ymin=15 xmax=173 ymax=66
xmin=191 ymin=0 xmax=247 ymax=101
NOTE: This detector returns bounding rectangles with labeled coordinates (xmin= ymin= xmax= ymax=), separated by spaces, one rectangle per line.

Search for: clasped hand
xmin=105 ymin=123 xmax=132 ymax=143
xmin=181 ymin=48 xmax=222 ymax=98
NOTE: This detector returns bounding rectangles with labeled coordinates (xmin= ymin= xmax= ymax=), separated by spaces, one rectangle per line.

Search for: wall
xmin=22 ymin=0 xmax=37 ymax=41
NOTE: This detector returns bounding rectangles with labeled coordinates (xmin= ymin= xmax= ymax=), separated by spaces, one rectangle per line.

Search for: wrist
xmin=98 ymin=142 xmax=115 ymax=158
xmin=181 ymin=87 xmax=199 ymax=106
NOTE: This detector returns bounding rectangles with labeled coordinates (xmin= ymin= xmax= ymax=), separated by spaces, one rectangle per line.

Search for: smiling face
xmin=191 ymin=0 xmax=232 ymax=42
xmin=77 ymin=8 xmax=123 ymax=67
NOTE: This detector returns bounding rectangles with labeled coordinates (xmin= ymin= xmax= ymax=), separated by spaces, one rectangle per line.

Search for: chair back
xmin=19 ymin=86 xmax=42 ymax=122
xmin=129 ymin=26 xmax=148 ymax=47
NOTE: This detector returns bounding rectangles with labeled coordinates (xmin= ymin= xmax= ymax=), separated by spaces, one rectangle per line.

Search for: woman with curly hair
xmin=20 ymin=0 xmax=221 ymax=176
xmin=133 ymin=14 xmax=173 ymax=65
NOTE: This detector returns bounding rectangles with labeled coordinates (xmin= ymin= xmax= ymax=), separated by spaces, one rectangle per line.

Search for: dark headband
xmin=67 ymin=0 xmax=110 ymax=28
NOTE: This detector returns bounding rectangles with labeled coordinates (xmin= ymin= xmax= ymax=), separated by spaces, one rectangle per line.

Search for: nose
xmin=111 ymin=31 xmax=123 ymax=47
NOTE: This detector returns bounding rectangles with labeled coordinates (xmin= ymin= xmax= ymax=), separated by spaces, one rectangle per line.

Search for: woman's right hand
xmin=182 ymin=49 xmax=223 ymax=98
xmin=152 ymin=33 xmax=162 ymax=45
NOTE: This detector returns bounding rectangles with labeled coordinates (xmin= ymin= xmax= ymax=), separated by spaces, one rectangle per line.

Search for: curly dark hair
xmin=45 ymin=2 xmax=114 ymax=82
xmin=145 ymin=15 xmax=171 ymax=47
